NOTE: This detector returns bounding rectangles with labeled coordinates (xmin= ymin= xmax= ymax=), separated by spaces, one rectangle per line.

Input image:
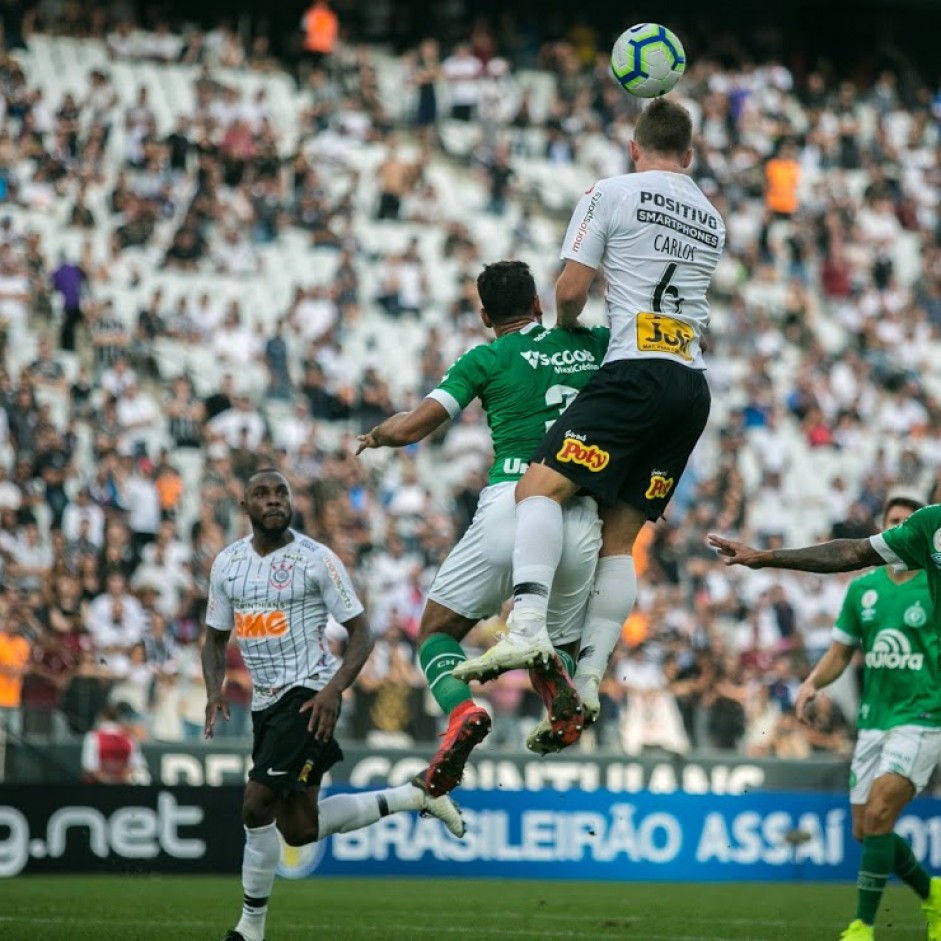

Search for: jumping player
xmin=457 ymin=99 xmax=726 ymax=726
xmin=357 ymin=260 xmax=631 ymax=791
xmin=203 ymin=469 xmax=464 ymax=941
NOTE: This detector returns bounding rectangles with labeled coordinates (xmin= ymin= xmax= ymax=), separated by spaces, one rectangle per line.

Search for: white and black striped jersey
xmin=206 ymin=530 xmax=364 ymax=710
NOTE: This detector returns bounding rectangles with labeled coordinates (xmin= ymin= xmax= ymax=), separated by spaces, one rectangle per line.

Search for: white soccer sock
xmin=575 ymin=555 xmax=637 ymax=681
xmin=512 ymin=496 xmax=564 ymax=631
xmin=235 ymin=822 xmax=280 ymax=941
xmin=316 ymin=784 xmax=422 ymax=838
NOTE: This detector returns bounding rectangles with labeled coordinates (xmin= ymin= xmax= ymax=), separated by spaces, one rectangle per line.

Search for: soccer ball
xmin=610 ymin=23 xmax=686 ymax=98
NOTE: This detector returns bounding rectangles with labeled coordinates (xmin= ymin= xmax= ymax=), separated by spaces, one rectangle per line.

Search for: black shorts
xmin=249 ymin=687 xmax=344 ymax=794
xmin=533 ymin=358 xmax=711 ymax=519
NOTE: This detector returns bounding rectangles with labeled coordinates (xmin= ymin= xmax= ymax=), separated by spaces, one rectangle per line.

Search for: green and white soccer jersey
xmin=833 ymin=567 xmax=941 ymax=731
xmin=427 ymin=323 xmax=609 ymax=486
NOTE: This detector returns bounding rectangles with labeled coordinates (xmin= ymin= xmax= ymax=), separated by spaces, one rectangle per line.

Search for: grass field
xmin=0 ymin=876 xmax=932 ymax=941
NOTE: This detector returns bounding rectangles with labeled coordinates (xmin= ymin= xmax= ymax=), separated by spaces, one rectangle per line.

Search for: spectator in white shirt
xmin=101 ymin=355 xmax=138 ymax=398
xmin=211 ymin=302 xmax=259 ymax=367
xmin=207 ymin=395 xmax=267 ymax=451
xmin=61 ymin=487 xmax=105 ymax=548
xmin=441 ymin=43 xmax=482 ymax=121
xmin=118 ymin=458 xmax=162 ymax=551
xmin=86 ymin=571 xmax=148 ymax=674
xmin=115 ymin=380 xmax=160 ymax=457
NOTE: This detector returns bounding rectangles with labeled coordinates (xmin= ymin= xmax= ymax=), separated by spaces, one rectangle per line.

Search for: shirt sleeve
xmin=832 ymin=581 xmax=862 ymax=647
xmin=426 ymin=345 xmax=490 ymax=418
xmin=871 ymin=505 xmax=937 ymax=572
xmin=205 ymin=552 xmax=235 ymax=632
xmin=317 ymin=550 xmax=365 ymax=625
xmin=560 ymin=181 xmax=611 ymax=269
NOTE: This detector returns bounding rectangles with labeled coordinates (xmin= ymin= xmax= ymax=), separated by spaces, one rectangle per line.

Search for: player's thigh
xmin=849 ymin=729 xmax=885 ymax=805
xmin=615 ymin=363 xmax=711 ymax=519
xmin=250 ymin=688 xmax=344 ymax=794
xmin=547 ymin=496 xmax=602 ymax=645
xmin=875 ymin=725 xmax=941 ymax=796
xmin=427 ymin=482 xmax=514 ymax=620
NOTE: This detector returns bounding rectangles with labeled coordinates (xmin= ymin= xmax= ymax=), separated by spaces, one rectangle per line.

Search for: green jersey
xmin=427 ymin=323 xmax=609 ymax=485
xmin=833 ymin=567 xmax=940 ymax=730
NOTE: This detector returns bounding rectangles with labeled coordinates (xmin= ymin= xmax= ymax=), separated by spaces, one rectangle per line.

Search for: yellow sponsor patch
xmin=645 ymin=474 xmax=674 ymax=500
xmin=636 ymin=312 xmax=695 ymax=360
xmin=556 ymin=437 xmax=610 ymax=472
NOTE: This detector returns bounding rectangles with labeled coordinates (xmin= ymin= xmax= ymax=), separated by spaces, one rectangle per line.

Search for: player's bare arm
xmin=795 ymin=641 xmax=854 ymax=724
xmin=201 ymin=626 xmax=231 ymax=738
xmin=555 ymin=259 xmax=596 ymax=329
xmin=299 ymin=611 xmax=374 ymax=740
xmin=356 ymin=398 xmax=449 ymax=454
xmin=707 ymin=533 xmax=883 ymax=572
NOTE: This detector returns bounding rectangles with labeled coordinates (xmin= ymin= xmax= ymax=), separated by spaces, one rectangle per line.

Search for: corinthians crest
xmin=269 ymin=559 xmax=294 ymax=591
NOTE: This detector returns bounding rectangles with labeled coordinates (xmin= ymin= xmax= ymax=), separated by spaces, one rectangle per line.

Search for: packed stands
xmin=0 ymin=10 xmax=938 ymax=763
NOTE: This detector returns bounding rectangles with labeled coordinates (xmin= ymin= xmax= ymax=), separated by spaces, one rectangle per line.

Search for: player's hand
xmin=706 ymin=534 xmax=768 ymax=568
xmin=795 ymin=682 xmax=817 ymax=725
xmin=300 ymin=686 xmax=342 ymax=741
xmin=204 ymin=694 xmax=230 ymax=739
xmin=355 ymin=429 xmax=380 ymax=455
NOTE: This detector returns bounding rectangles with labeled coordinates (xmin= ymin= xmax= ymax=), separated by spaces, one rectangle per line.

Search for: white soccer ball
xmin=610 ymin=23 xmax=686 ymax=99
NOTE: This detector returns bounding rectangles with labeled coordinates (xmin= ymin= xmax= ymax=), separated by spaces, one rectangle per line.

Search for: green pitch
xmin=0 ymin=876 xmax=929 ymax=940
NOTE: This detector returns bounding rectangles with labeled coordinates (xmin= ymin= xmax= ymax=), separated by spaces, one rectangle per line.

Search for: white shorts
xmin=427 ymin=481 xmax=602 ymax=645
xmin=849 ymin=725 xmax=941 ymax=804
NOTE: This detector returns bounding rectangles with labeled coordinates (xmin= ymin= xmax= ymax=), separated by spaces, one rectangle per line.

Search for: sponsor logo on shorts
xmin=298 ymin=759 xmax=315 ymax=784
xmin=269 ymin=560 xmax=294 ymax=591
xmin=864 ymin=629 xmax=924 ymax=671
xmin=234 ymin=610 xmax=289 ymax=639
xmin=645 ymin=472 xmax=675 ymax=501
xmin=556 ymin=437 xmax=610 ymax=472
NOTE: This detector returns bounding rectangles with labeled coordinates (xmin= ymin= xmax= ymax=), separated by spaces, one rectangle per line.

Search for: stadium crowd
xmin=0 ymin=3 xmax=939 ymax=764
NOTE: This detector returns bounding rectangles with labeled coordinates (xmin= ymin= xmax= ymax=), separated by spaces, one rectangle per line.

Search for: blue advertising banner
xmin=278 ymin=788 xmax=941 ymax=883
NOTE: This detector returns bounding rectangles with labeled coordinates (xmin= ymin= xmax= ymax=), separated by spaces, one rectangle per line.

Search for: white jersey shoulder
xmin=206 ymin=530 xmax=364 ymax=710
xmin=561 ymin=170 xmax=726 ymax=370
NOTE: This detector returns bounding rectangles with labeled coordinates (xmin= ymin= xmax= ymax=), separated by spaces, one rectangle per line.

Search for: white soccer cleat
xmin=452 ymin=612 xmax=554 ymax=683
xmin=412 ymin=775 xmax=466 ymax=838
xmin=574 ymin=672 xmax=602 ymax=724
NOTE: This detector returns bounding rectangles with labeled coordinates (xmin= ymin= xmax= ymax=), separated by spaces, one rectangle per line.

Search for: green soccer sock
xmin=892 ymin=832 xmax=931 ymax=899
xmin=856 ymin=833 xmax=895 ymax=924
xmin=419 ymin=633 xmax=473 ymax=715
xmin=555 ymin=648 xmax=576 ymax=676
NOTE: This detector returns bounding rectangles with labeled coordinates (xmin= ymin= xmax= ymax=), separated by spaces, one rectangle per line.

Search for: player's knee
xmin=242 ymin=791 xmax=277 ymax=828
xmin=862 ymin=801 xmax=894 ymax=835
xmin=281 ymin=823 xmax=319 ymax=847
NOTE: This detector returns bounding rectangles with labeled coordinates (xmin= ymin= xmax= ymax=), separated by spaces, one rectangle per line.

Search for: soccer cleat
xmin=922 ymin=875 xmax=941 ymax=940
xmin=452 ymin=611 xmax=554 ymax=683
xmin=412 ymin=773 xmax=466 ymax=838
xmin=223 ymin=931 xmax=263 ymax=941
xmin=526 ymin=653 xmax=584 ymax=752
xmin=838 ymin=919 xmax=873 ymax=940
xmin=574 ymin=671 xmax=602 ymax=724
xmin=425 ymin=701 xmax=492 ymax=796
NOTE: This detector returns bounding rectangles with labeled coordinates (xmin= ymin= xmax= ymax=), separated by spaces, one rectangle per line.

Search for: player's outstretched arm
xmin=356 ymin=399 xmax=449 ymax=454
xmin=707 ymin=534 xmax=883 ymax=573
xmin=300 ymin=612 xmax=374 ymax=740
xmin=555 ymin=260 xmax=596 ymax=329
xmin=201 ymin=626 xmax=231 ymax=739
xmin=795 ymin=642 xmax=854 ymax=724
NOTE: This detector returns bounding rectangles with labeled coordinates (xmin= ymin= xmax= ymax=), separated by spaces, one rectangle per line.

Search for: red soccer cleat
xmin=425 ymin=700 xmax=492 ymax=797
xmin=528 ymin=654 xmax=584 ymax=749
